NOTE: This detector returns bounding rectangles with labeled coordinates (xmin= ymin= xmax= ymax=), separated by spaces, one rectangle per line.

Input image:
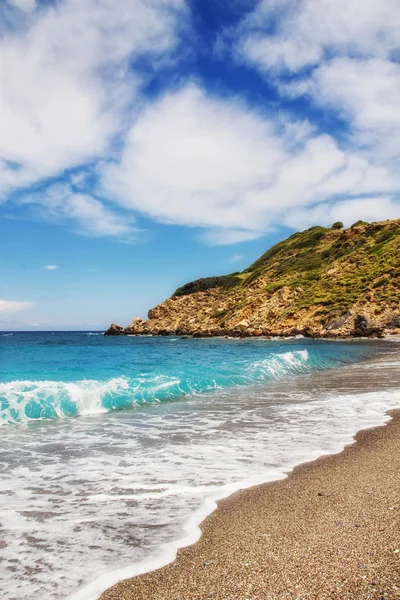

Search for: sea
xmin=0 ymin=332 xmax=399 ymax=600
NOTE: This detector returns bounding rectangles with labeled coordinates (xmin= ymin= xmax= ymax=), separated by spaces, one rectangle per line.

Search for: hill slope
xmin=108 ymin=219 xmax=400 ymax=338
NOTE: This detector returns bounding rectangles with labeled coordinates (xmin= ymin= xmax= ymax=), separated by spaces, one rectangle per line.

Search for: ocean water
xmin=0 ymin=332 xmax=399 ymax=599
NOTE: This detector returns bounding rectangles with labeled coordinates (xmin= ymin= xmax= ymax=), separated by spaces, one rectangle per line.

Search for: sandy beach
xmin=101 ymin=409 xmax=400 ymax=600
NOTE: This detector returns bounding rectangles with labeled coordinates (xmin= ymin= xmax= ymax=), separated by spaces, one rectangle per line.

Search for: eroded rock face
xmin=105 ymin=219 xmax=400 ymax=339
xmin=125 ymin=317 xmax=145 ymax=334
xmin=353 ymin=314 xmax=384 ymax=338
xmin=324 ymin=314 xmax=350 ymax=331
xmin=354 ymin=314 xmax=369 ymax=334
xmin=105 ymin=302 xmax=397 ymax=340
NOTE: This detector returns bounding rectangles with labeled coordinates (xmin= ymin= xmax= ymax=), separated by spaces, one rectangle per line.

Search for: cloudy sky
xmin=1 ymin=0 xmax=399 ymax=330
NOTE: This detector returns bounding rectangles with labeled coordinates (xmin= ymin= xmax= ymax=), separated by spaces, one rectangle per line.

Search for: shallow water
xmin=0 ymin=333 xmax=399 ymax=599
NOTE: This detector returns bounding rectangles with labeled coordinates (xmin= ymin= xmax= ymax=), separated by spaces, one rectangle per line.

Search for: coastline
xmin=100 ymin=409 xmax=400 ymax=600
xmin=105 ymin=325 xmax=400 ymax=341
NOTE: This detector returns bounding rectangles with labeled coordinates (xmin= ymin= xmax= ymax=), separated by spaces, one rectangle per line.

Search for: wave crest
xmin=0 ymin=350 xmax=310 ymax=426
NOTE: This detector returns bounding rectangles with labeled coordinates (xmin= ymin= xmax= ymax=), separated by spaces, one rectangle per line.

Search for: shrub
xmin=351 ymin=220 xmax=369 ymax=228
xmin=213 ymin=309 xmax=228 ymax=320
xmin=372 ymin=276 xmax=390 ymax=289
xmin=173 ymin=274 xmax=240 ymax=297
xmin=332 ymin=221 xmax=344 ymax=230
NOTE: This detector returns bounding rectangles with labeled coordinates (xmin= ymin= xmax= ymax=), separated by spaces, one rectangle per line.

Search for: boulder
xmin=387 ymin=314 xmax=400 ymax=329
xmin=104 ymin=323 xmax=125 ymax=336
xmin=276 ymin=286 xmax=291 ymax=302
xmin=324 ymin=314 xmax=350 ymax=331
xmin=236 ymin=319 xmax=249 ymax=332
xmin=353 ymin=315 xmax=384 ymax=338
xmin=354 ymin=314 xmax=368 ymax=335
xmin=125 ymin=317 xmax=145 ymax=334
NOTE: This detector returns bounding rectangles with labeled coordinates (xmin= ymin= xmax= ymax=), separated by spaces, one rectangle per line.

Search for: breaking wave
xmin=0 ymin=350 xmax=311 ymax=426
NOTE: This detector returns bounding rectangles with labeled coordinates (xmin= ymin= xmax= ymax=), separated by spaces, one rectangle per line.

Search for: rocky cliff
xmin=106 ymin=219 xmax=400 ymax=338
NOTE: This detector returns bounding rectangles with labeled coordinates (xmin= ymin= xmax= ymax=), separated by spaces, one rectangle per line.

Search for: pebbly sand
xmin=101 ymin=410 xmax=400 ymax=600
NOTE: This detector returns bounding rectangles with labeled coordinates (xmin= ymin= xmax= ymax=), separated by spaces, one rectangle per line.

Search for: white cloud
xmin=229 ymin=254 xmax=243 ymax=263
xmin=103 ymin=84 xmax=284 ymax=232
xmin=1 ymin=0 xmax=399 ymax=244
xmin=236 ymin=2 xmax=400 ymax=165
xmin=101 ymin=83 xmax=399 ymax=243
xmin=238 ymin=0 xmax=400 ymax=73
xmin=8 ymin=0 xmax=36 ymax=13
xmin=201 ymin=229 xmax=265 ymax=246
xmin=0 ymin=300 xmax=33 ymax=313
xmin=43 ymin=265 xmax=58 ymax=271
xmin=284 ymin=197 xmax=400 ymax=231
xmin=224 ymin=0 xmax=400 ymax=236
xmin=20 ymin=183 xmax=138 ymax=238
xmin=288 ymin=58 xmax=400 ymax=162
xmin=0 ymin=0 xmax=186 ymax=220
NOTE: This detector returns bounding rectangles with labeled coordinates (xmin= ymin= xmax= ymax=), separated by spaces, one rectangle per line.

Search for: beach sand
xmin=101 ymin=410 xmax=400 ymax=600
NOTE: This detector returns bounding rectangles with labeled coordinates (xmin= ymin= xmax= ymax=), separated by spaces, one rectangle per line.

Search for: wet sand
xmin=101 ymin=410 xmax=400 ymax=600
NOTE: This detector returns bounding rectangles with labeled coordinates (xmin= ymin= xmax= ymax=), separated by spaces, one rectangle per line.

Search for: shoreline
xmin=106 ymin=328 xmax=400 ymax=341
xmin=100 ymin=409 xmax=400 ymax=600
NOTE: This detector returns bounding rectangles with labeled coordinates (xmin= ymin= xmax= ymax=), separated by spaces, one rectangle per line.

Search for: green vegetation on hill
xmin=172 ymin=219 xmax=400 ymax=324
xmin=173 ymin=274 xmax=241 ymax=297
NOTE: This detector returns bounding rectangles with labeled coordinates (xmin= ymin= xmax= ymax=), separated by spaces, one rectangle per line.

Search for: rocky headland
xmin=106 ymin=219 xmax=400 ymax=339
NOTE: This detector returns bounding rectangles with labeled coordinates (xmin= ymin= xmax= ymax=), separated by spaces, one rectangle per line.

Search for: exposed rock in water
xmin=104 ymin=323 xmax=125 ymax=336
xmin=106 ymin=219 xmax=400 ymax=339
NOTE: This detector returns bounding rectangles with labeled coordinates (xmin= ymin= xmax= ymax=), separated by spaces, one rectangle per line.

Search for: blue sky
xmin=0 ymin=0 xmax=399 ymax=330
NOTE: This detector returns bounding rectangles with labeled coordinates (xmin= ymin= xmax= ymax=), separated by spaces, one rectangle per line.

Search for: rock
xmin=302 ymin=327 xmax=314 ymax=338
xmin=276 ymin=286 xmax=291 ymax=302
xmin=236 ymin=319 xmax=249 ymax=332
xmin=104 ymin=323 xmax=125 ymax=336
xmin=324 ymin=314 xmax=350 ymax=331
xmin=105 ymin=220 xmax=400 ymax=339
xmin=354 ymin=314 xmax=369 ymax=335
xmin=387 ymin=314 xmax=400 ymax=329
xmin=354 ymin=314 xmax=384 ymax=338
xmin=125 ymin=317 xmax=144 ymax=334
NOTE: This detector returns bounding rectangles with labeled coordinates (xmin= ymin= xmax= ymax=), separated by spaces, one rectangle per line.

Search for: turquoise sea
xmin=0 ymin=332 xmax=399 ymax=599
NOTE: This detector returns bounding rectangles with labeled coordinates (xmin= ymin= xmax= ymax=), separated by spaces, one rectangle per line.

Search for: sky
xmin=0 ymin=0 xmax=399 ymax=330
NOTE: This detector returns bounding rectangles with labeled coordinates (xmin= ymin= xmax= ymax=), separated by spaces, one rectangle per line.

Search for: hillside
xmin=107 ymin=219 xmax=400 ymax=338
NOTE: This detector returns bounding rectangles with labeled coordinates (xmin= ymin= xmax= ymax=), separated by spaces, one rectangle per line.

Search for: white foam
xmin=0 ymin=351 xmax=399 ymax=600
xmin=0 ymin=377 xmax=130 ymax=424
xmin=70 ymin=387 xmax=399 ymax=600
xmin=0 ymin=351 xmax=313 ymax=426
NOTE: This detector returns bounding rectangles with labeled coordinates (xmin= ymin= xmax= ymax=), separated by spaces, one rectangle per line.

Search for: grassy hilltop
xmin=113 ymin=219 xmax=400 ymax=337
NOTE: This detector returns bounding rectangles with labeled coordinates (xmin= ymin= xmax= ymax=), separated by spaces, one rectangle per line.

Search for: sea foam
xmin=0 ymin=350 xmax=311 ymax=426
xmin=1 ymin=334 xmax=399 ymax=599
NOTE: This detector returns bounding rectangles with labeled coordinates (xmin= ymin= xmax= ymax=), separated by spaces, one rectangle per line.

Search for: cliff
xmin=106 ymin=219 xmax=400 ymax=338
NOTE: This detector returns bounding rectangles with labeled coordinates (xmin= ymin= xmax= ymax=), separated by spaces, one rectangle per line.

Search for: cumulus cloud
xmin=224 ymin=0 xmax=400 ymax=234
xmin=0 ymin=300 xmax=33 ymax=313
xmin=101 ymin=83 xmax=398 ymax=242
xmin=236 ymin=0 xmax=400 ymax=164
xmin=287 ymin=58 xmax=400 ymax=162
xmin=7 ymin=0 xmax=37 ymax=13
xmin=284 ymin=197 xmax=400 ymax=231
xmin=1 ymin=0 xmax=399 ymax=244
xmin=20 ymin=183 xmax=138 ymax=238
xmin=43 ymin=265 xmax=58 ymax=271
xmin=238 ymin=0 xmax=400 ymax=73
xmin=0 ymin=0 xmax=186 ymax=232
